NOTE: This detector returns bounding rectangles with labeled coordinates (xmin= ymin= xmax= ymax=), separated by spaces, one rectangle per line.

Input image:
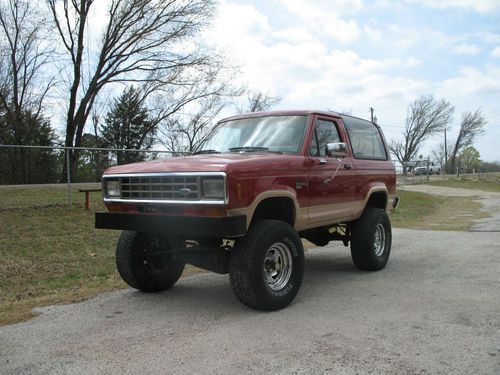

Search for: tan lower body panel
xmin=228 ymin=201 xmax=364 ymax=232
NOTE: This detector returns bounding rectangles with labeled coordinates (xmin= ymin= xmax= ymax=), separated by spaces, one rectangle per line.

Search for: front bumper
xmin=95 ymin=212 xmax=247 ymax=238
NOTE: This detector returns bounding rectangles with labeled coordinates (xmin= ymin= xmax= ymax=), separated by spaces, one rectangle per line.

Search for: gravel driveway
xmin=1 ymin=228 xmax=499 ymax=374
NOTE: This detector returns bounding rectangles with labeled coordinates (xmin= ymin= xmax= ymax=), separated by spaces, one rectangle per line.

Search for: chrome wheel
xmin=263 ymin=242 xmax=293 ymax=291
xmin=373 ymin=223 xmax=386 ymax=257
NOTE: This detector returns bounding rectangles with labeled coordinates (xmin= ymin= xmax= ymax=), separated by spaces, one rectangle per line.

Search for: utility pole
xmin=369 ymin=107 xmax=374 ymax=122
xmin=444 ymin=127 xmax=447 ymax=174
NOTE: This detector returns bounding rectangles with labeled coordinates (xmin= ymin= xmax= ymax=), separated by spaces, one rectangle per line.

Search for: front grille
xmin=120 ymin=175 xmax=200 ymax=201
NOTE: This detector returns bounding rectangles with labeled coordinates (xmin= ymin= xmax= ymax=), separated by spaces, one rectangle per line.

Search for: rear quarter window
xmin=342 ymin=116 xmax=388 ymax=160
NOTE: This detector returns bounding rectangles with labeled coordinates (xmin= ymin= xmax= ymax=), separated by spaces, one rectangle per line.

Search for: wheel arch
xmin=252 ymin=196 xmax=296 ymax=226
xmin=353 ymin=186 xmax=390 ymax=219
xmin=226 ymin=190 xmax=300 ymax=229
xmin=365 ymin=190 xmax=388 ymax=210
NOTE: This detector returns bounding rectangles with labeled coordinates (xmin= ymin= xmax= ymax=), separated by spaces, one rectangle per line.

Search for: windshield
xmin=196 ymin=115 xmax=307 ymax=154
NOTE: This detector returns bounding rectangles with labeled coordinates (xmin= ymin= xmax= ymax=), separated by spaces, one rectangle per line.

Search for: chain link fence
xmin=2 ymin=145 xmax=499 ymax=209
xmin=396 ymin=160 xmax=500 ymax=186
xmin=0 ymin=145 xmax=181 ymax=210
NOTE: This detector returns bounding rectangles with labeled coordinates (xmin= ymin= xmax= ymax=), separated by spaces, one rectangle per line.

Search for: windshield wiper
xmin=192 ymin=149 xmax=221 ymax=155
xmin=229 ymin=146 xmax=283 ymax=154
xmin=229 ymin=146 xmax=270 ymax=152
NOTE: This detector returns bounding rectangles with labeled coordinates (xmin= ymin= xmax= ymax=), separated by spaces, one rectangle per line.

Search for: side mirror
xmin=326 ymin=142 xmax=347 ymax=158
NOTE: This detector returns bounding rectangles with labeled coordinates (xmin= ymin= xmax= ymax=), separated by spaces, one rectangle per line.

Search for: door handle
xmin=319 ymin=159 xmax=328 ymax=165
xmin=324 ymin=158 xmax=342 ymax=183
xmin=344 ymin=164 xmax=352 ymax=170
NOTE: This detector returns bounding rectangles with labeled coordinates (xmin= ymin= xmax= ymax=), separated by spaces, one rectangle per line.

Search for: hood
xmin=104 ymin=153 xmax=298 ymax=175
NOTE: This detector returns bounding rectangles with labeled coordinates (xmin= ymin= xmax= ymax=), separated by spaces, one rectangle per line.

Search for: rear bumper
xmin=95 ymin=212 xmax=247 ymax=238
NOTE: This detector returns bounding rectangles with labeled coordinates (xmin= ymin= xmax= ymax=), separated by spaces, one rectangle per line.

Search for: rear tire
xmin=350 ymin=207 xmax=392 ymax=271
xmin=116 ymin=231 xmax=185 ymax=292
xmin=229 ymin=220 xmax=304 ymax=311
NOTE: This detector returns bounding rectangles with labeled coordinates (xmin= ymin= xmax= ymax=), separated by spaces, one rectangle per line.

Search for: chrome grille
xmin=120 ymin=175 xmax=200 ymax=201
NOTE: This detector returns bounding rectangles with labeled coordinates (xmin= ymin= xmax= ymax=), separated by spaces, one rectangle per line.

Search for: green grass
xmin=0 ymin=184 xmax=490 ymax=326
xmin=0 ymin=205 xmax=121 ymax=325
xmin=391 ymin=190 xmax=487 ymax=230
xmin=427 ymin=178 xmax=500 ymax=193
xmin=0 ymin=183 xmax=101 ymax=210
xmin=0 ymin=202 xmax=202 ymax=326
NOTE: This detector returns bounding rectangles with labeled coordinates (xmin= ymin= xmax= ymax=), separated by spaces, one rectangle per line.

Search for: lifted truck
xmin=96 ymin=110 xmax=398 ymax=310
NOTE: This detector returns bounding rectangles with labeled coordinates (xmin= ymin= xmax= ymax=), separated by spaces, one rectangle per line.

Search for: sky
xmin=202 ymin=0 xmax=500 ymax=162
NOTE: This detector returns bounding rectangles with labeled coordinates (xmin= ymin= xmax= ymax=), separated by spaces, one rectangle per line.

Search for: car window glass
xmin=200 ymin=116 xmax=307 ymax=154
xmin=309 ymin=119 xmax=340 ymax=157
xmin=342 ymin=116 xmax=387 ymax=160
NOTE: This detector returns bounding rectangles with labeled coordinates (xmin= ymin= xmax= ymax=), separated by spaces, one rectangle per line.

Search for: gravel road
xmin=1 ymin=228 xmax=499 ymax=375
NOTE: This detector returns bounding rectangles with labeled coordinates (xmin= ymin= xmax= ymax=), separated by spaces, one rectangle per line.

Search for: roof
xmin=219 ymin=109 xmax=342 ymax=123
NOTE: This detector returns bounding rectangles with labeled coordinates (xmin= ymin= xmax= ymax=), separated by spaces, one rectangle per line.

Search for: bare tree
xmin=46 ymin=0 xmax=217 ymax=178
xmin=390 ymin=95 xmax=454 ymax=174
xmin=158 ymin=73 xmax=244 ymax=153
xmin=160 ymin=95 xmax=224 ymax=154
xmin=0 ymin=0 xmax=59 ymax=183
xmin=239 ymin=91 xmax=281 ymax=113
xmin=0 ymin=0 xmax=54 ymax=144
xmin=431 ymin=143 xmax=453 ymax=171
xmin=449 ymin=109 xmax=485 ymax=173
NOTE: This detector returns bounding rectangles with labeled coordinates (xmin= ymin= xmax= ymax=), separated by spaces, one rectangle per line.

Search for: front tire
xmin=116 ymin=231 xmax=185 ymax=292
xmin=350 ymin=207 xmax=392 ymax=271
xmin=229 ymin=220 xmax=304 ymax=311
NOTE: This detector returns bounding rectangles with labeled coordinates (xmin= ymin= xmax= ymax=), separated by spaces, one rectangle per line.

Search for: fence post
xmin=66 ymin=149 xmax=72 ymax=206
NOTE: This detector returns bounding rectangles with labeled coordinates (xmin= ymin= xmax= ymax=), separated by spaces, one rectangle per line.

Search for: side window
xmin=309 ymin=119 xmax=341 ymax=157
xmin=343 ymin=116 xmax=387 ymax=160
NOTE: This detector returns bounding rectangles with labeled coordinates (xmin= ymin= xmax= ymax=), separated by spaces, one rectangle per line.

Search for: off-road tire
xmin=229 ymin=220 xmax=304 ymax=311
xmin=350 ymin=207 xmax=392 ymax=271
xmin=116 ymin=231 xmax=185 ymax=292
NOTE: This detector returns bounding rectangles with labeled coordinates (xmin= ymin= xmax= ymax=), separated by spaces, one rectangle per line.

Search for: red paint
xmin=104 ymin=110 xmax=396 ymax=218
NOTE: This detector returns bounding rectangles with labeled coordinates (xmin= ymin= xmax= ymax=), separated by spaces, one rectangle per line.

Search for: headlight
xmin=105 ymin=179 xmax=120 ymax=197
xmin=202 ymin=178 xmax=224 ymax=199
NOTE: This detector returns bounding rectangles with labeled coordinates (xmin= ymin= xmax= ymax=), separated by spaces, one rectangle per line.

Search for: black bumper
xmin=95 ymin=212 xmax=247 ymax=238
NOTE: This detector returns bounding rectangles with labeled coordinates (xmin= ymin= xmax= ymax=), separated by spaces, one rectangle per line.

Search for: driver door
xmin=307 ymin=116 xmax=355 ymax=225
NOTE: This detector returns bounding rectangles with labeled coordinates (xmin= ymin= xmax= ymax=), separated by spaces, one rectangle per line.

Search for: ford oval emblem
xmin=178 ymin=188 xmax=191 ymax=196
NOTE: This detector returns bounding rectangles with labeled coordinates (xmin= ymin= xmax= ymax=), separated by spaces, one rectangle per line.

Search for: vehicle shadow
xmin=114 ymin=247 xmax=366 ymax=317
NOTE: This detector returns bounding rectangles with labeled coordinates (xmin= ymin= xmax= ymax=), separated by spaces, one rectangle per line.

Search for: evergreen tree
xmin=0 ymin=110 xmax=58 ymax=184
xmin=101 ymin=87 xmax=156 ymax=165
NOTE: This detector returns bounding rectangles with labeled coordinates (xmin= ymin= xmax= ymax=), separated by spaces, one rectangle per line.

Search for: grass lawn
xmin=0 ymin=205 xmax=120 ymax=325
xmin=391 ymin=190 xmax=487 ymax=231
xmin=0 ymin=183 xmax=101 ymax=210
xmin=0 ymin=185 xmax=489 ymax=326
xmin=0 ymin=199 xmax=202 ymax=326
xmin=427 ymin=178 xmax=500 ymax=193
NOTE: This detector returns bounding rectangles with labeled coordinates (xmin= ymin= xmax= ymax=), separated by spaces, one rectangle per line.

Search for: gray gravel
xmin=1 ymin=228 xmax=499 ymax=375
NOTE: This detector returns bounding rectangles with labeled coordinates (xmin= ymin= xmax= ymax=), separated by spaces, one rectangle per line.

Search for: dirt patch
xmin=398 ymin=185 xmax=500 ymax=232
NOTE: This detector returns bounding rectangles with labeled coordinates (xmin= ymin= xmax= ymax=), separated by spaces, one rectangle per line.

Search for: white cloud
xmin=406 ymin=57 xmax=422 ymax=67
xmin=276 ymin=0 xmax=362 ymax=43
xmin=476 ymin=32 xmax=500 ymax=45
xmin=491 ymin=46 xmax=500 ymax=58
xmin=206 ymin=3 xmax=271 ymax=46
xmin=272 ymin=27 xmax=315 ymax=44
xmin=438 ymin=66 xmax=500 ymax=96
xmin=277 ymin=0 xmax=364 ymax=17
xmin=204 ymin=1 xmax=500 ymax=161
xmin=388 ymin=26 xmax=451 ymax=50
xmin=363 ymin=24 xmax=382 ymax=42
xmin=453 ymin=43 xmax=482 ymax=55
xmin=434 ymin=66 xmax=500 ymax=161
xmin=408 ymin=0 xmax=500 ymax=14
